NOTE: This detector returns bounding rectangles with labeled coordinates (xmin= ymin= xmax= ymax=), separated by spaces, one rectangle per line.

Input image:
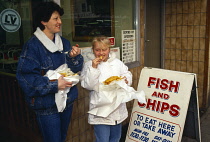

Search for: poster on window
xmin=122 ymin=30 xmax=136 ymax=63
xmin=125 ymin=67 xmax=201 ymax=142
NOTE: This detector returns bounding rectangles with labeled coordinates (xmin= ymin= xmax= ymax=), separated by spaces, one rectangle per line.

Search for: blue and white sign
xmin=0 ymin=9 xmax=21 ymax=32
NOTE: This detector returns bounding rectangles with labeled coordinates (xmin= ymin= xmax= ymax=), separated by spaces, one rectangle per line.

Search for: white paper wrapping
xmin=45 ymin=64 xmax=80 ymax=112
xmin=88 ymin=79 xmax=146 ymax=117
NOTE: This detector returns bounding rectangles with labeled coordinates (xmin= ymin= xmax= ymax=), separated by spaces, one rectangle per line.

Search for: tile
xmin=187 ymin=49 xmax=193 ymax=61
xmin=194 ymin=1 xmax=201 ymax=13
xmin=200 ymin=13 xmax=206 ymax=25
xmin=182 ymin=49 xmax=187 ymax=61
xmin=165 ymin=38 xmax=171 ymax=48
xmin=78 ymin=98 xmax=85 ymax=115
xmin=199 ymin=50 xmax=205 ymax=62
xmin=198 ymin=38 xmax=206 ymax=50
xmin=175 ymin=49 xmax=181 ymax=60
xmin=194 ymin=13 xmax=201 ymax=25
xmin=192 ymin=61 xmax=199 ymax=74
xmin=170 ymin=60 xmax=176 ymax=70
xmin=193 ymin=50 xmax=199 ymax=61
xmin=194 ymin=26 xmax=200 ymax=37
xmin=165 ymin=3 xmax=172 ymax=14
xmin=177 ymin=26 xmax=182 ymax=37
xmin=188 ymin=1 xmax=195 ymax=13
xmin=183 ymin=13 xmax=188 ymax=25
xmin=172 ymin=3 xmax=177 ymax=14
xmin=182 ymin=26 xmax=188 ymax=37
xmin=164 ymin=59 xmax=171 ymax=70
xmin=177 ymin=14 xmax=183 ymax=26
xmin=175 ymin=60 xmax=181 ymax=71
xmin=79 ymin=117 xmax=86 ymax=133
xmin=177 ymin=2 xmax=183 ymax=13
xmin=176 ymin=38 xmax=181 ymax=49
xmin=193 ymin=38 xmax=200 ymax=49
xmin=165 ymin=14 xmax=171 ymax=26
xmin=165 ymin=49 xmax=171 ymax=59
xmin=171 ymin=14 xmax=177 ymax=26
xmin=166 ymin=27 xmax=171 ymax=37
xmin=199 ymin=62 xmax=205 ymax=74
xmin=201 ymin=0 xmax=207 ymax=12
xmin=171 ymin=49 xmax=176 ymax=60
xmin=181 ymin=38 xmax=188 ymax=49
xmin=183 ymin=2 xmax=189 ymax=13
xmin=188 ymin=14 xmax=194 ymax=25
xmin=171 ymin=26 xmax=177 ymax=37
xmin=180 ymin=61 xmax=187 ymax=72
xmin=187 ymin=61 xmax=193 ymax=73
xmin=200 ymin=26 xmax=206 ymax=37
xmin=187 ymin=38 xmax=194 ymax=49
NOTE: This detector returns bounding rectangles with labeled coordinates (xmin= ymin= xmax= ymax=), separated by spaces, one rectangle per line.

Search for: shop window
xmin=62 ymin=0 xmax=140 ymax=67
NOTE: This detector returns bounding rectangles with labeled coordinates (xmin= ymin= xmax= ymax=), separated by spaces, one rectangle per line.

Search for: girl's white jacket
xmin=81 ymin=52 xmax=132 ymax=125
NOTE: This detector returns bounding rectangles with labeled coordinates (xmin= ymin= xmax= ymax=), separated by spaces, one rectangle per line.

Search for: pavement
xmin=200 ymin=107 xmax=210 ymax=142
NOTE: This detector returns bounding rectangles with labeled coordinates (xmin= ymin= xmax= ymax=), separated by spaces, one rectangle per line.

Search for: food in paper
xmin=103 ymin=76 xmax=123 ymax=85
xmin=58 ymin=68 xmax=78 ymax=77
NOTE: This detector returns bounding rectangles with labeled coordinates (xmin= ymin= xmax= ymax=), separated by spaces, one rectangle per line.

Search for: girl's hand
xmin=123 ymin=76 xmax=128 ymax=84
xmin=69 ymin=44 xmax=80 ymax=57
xmin=92 ymin=57 xmax=102 ymax=68
xmin=58 ymin=76 xmax=72 ymax=90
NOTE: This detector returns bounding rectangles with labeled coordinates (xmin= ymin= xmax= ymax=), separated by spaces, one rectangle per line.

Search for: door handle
xmin=145 ymin=40 xmax=150 ymax=42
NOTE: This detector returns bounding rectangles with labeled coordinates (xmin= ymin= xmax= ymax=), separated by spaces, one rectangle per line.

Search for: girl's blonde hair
xmin=92 ymin=36 xmax=111 ymax=49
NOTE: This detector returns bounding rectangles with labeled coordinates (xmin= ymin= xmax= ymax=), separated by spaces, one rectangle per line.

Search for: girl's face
xmin=42 ymin=11 xmax=62 ymax=36
xmin=93 ymin=42 xmax=110 ymax=61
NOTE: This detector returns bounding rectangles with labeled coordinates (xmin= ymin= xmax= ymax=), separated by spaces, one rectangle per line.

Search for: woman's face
xmin=93 ymin=42 xmax=110 ymax=61
xmin=42 ymin=11 xmax=62 ymax=35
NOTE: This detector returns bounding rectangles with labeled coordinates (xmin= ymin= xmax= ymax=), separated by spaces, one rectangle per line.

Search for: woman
xmin=16 ymin=2 xmax=83 ymax=142
xmin=81 ymin=36 xmax=132 ymax=142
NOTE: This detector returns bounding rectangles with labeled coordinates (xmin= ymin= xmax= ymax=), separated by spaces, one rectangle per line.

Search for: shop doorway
xmin=144 ymin=0 xmax=163 ymax=68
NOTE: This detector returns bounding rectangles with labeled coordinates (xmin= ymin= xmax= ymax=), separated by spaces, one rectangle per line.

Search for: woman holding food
xmin=16 ymin=2 xmax=83 ymax=142
xmin=81 ymin=36 xmax=132 ymax=142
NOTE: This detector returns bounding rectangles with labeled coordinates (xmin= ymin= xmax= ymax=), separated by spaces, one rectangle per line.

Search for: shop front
xmin=0 ymin=0 xmax=144 ymax=141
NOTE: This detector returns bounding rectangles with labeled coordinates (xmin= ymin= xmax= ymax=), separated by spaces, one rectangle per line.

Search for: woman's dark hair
xmin=33 ymin=1 xmax=64 ymax=31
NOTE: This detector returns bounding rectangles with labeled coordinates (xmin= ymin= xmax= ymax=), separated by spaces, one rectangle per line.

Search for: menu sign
xmin=126 ymin=67 xmax=201 ymax=142
xmin=122 ymin=30 xmax=136 ymax=63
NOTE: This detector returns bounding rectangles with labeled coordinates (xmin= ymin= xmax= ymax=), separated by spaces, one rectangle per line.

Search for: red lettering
xmin=155 ymin=78 xmax=161 ymax=89
xmin=137 ymin=99 xmax=180 ymax=117
xmin=148 ymin=77 xmax=180 ymax=93
xmin=169 ymin=81 xmax=180 ymax=93
xmin=151 ymin=91 xmax=157 ymax=97
xmin=169 ymin=104 xmax=180 ymax=116
xmin=160 ymin=79 xmax=169 ymax=90
xmin=160 ymin=102 xmax=170 ymax=113
xmin=146 ymin=99 xmax=157 ymax=110
xmin=151 ymin=91 xmax=170 ymax=100
xmin=148 ymin=77 xmax=156 ymax=87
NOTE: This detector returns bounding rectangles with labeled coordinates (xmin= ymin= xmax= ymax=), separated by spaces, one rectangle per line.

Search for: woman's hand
xmin=69 ymin=44 xmax=80 ymax=57
xmin=58 ymin=76 xmax=72 ymax=90
xmin=92 ymin=57 xmax=102 ymax=68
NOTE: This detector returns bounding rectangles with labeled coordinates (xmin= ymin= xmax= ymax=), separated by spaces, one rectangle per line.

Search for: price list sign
xmin=121 ymin=30 xmax=136 ymax=63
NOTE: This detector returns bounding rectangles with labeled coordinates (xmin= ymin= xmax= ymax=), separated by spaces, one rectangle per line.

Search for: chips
xmin=103 ymin=76 xmax=122 ymax=85
xmin=58 ymin=68 xmax=77 ymax=77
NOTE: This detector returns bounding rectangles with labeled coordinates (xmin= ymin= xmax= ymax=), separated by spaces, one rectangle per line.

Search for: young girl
xmin=81 ymin=36 xmax=132 ymax=142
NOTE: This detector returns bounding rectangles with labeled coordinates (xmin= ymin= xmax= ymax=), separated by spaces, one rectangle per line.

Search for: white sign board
xmin=0 ymin=9 xmax=21 ymax=32
xmin=126 ymin=67 xmax=201 ymax=142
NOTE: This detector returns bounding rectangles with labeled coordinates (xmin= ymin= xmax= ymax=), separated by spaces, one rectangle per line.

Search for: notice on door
xmin=125 ymin=67 xmax=201 ymax=142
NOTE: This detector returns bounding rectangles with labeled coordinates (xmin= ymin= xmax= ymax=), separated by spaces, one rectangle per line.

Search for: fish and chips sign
xmin=126 ymin=67 xmax=201 ymax=142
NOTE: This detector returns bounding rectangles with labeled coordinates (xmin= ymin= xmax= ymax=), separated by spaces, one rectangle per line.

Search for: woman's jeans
xmin=36 ymin=104 xmax=73 ymax=142
xmin=94 ymin=123 xmax=122 ymax=142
